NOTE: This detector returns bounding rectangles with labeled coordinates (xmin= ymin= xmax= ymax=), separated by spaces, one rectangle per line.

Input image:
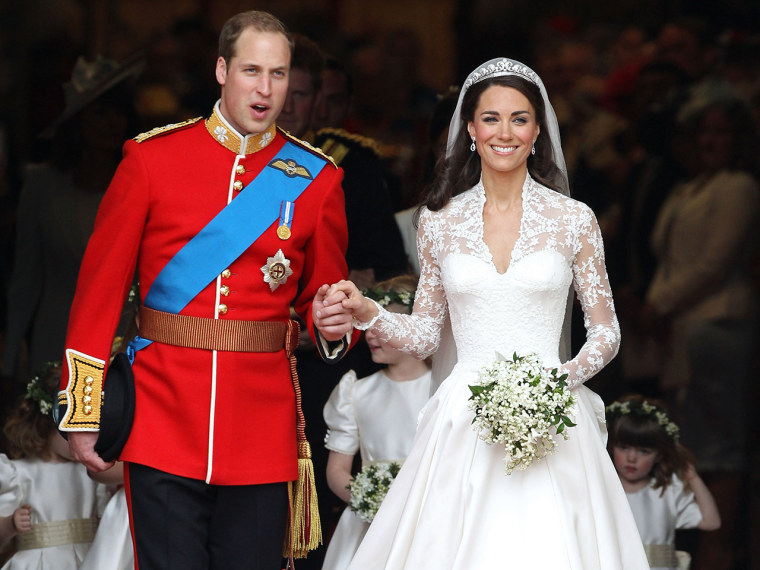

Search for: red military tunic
xmin=58 ymin=104 xmax=352 ymax=485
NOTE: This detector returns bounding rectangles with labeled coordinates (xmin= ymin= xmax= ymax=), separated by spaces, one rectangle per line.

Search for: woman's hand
xmin=328 ymin=280 xmax=379 ymax=324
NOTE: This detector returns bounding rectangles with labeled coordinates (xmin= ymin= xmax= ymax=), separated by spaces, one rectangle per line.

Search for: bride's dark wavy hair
xmin=424 ymin=75 xmax=564 ymax=212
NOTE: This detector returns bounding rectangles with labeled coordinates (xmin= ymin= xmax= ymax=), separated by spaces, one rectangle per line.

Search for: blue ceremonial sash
xmin=127 ymin=140 xmax=328 ymax=360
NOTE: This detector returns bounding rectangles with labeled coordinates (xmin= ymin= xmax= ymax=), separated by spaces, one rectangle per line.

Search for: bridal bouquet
xmin=347 ymin=461 xmax=402 ymax=523
xmin=468 ymin=352 xmax=577 ymax=475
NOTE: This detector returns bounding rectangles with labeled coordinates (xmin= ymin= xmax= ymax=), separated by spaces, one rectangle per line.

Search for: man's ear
xmin=215 ymin=57 xmax=227 ymax=87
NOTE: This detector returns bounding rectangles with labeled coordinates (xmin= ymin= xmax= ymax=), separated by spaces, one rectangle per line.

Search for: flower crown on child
xmin=24 ymin=361 xmax=61 ymax=416
xmin=605 ymin=399 xmax=680 ymax=444
xmin=362 ymin=285 xmax=415 ymax=312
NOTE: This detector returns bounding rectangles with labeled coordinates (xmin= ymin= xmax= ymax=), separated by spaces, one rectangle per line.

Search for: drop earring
xmin=470 ymin=138 xmax=476 ymax=152
xmin=531 ymin=140 xmax=536 ymax=155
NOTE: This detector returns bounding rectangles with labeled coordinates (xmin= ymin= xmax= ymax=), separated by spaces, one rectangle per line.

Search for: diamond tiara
xmin=463 ymin=59 xmax=540 ymax=90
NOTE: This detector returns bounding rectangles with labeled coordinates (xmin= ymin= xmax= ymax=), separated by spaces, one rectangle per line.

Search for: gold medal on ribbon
xmin=276 ymin=225 xmax=292 ymax=240
xmin=277 ymin=200 xmax=294 ymax=241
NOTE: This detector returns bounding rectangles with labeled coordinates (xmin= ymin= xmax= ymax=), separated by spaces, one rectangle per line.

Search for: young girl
xmin=79 ymin=462 xmax=132 ymax=570
xmin=606 ymin=395 xmax=721 ymax=570
xmin=322 ymin=275 xmax=432 ymax=570
xmin=0 ymin=362 xmax=105 ymax=569
xmin=79 ymin=331 xmax=138 ymax=570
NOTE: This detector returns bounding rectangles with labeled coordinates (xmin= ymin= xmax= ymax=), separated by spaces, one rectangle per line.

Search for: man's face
xmin=311 ymin=68 xmax=351 ymax=131
xmin=215 ymin=28 xmax=290 ymax=135
xmin=276 ymin=68 xmax=316 ymax=138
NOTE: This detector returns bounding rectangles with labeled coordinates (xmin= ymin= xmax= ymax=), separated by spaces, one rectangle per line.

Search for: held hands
xmin=313 ymin=281 xmax=378 ymax=339
xmin=68 ymin=431 xmax=115 ymax=473
xmin=313 ymin=284 xmax=353 ymax=341
xmin=327 ymin=280 xmax=378 ymax=324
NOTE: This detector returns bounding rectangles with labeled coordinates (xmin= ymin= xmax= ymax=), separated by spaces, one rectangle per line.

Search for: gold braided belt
xmin=139 ymin=306 xmax=289 ymax=352
xmin=644 ymin=543 xmax=677 ymax=568
xmin=16 ymin=518 xmax=98 ymax=551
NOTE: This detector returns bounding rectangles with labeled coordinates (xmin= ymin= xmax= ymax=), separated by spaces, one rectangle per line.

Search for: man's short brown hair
xmin=218 ymin=10 xmax=293 ymax=64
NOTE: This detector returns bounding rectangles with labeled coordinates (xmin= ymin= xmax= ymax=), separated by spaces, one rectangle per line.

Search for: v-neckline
xmin=478 ymin=177 xmax=528 ymax=276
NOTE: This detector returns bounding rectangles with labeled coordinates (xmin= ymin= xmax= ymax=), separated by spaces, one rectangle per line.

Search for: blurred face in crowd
xmin=216 ymin=28 xmax=290 ymax=135
xmin=697 ymin=106 xmax=734 ymax=174
xmin=277 ymin=68 xmax=316 ymax=137
xmin=80 ymin=98 xmax=131 ymax=152
xmin=467 ymin=85 xmax=540 ymax=180
xmin=657 ymin=24 xmax=708 ymax=80
xmin=311 ymin=68 xmax=351 ymax=131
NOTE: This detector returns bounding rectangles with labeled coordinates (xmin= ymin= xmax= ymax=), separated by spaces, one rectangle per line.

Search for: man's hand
xmin=313 ymin=284 xmax=353 ymax=341
xmin=68 ymin=431 xmax=115 ymax=472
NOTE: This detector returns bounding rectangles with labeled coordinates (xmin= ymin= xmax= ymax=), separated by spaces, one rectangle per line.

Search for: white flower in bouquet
xmin=468 ymin=352 xmax=577 ymax=475
xmin=347 ymin=461 xmax=402 ymax=523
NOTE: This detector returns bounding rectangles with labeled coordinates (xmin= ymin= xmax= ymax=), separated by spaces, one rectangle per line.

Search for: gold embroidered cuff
xmin=59 ymin=349 xmax=106 ymax=431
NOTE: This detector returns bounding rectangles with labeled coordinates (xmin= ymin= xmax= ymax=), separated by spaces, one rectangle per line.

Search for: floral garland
xmin=605 ymin=399 xmax=680 ymax=444
xmin=362 ymin=286 xmax=414 ymax=312
xmin=24 ymin=361 xmax=61 ymax=416
xmin=468 ymin=352 xmax=576 ymax=475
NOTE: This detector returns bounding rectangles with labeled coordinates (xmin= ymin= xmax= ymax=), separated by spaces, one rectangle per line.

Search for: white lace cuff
xmin=352 ymin=299 xmax=383 ymax=331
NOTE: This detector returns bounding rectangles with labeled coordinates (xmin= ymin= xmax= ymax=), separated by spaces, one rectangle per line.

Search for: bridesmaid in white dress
xmin=322 ymin=58 xmax=650 ymax=569
xmin=80 ymin=463 xmax=134 ymax=570
xmin=321 ymin=275 xmax=432 ymax=570
xmin=0 ymin=365 xmax=104 ymax=569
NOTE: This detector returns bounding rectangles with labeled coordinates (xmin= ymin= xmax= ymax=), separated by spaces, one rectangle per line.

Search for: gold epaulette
xmin=133 ymin=117 xmax=203 ymax=143
xmin=278 ymin=127 xmax=337 ymax=169
xmin=59 ymin=349 xmax=106 ymax=431
xmin=315 ymin=127 xmax=383 ymax=156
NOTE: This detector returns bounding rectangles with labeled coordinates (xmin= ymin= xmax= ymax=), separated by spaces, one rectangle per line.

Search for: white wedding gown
xmin=348 ymin=175 xmax=649 ymax=569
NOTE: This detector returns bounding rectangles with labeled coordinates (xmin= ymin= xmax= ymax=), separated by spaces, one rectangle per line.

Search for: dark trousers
xmin=125 ymin=462 xmax=288 ymax=570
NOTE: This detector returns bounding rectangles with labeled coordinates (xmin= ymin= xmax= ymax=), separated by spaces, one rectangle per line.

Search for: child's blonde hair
xmin=3 ymin=363 xmax=62 ymax=460
xmin=606 ymin=394 xmax=693 ymax=493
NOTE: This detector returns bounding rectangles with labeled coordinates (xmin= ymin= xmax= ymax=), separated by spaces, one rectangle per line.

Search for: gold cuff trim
xmin=315 ymin=328 xmax=350 ymax=361
xmin=59 ymin=349 xmax=105 ymax=430
xmin=16 ymin=518 xmax=98 ymax=550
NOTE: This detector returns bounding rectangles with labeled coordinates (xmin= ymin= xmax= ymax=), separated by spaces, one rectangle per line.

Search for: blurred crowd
xmin=1 ymin=6 xmax=759 ymax=569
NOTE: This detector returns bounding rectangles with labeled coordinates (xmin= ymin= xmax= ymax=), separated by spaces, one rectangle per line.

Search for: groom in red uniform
xmin=56 ymin=11 xmax=354 ymax=569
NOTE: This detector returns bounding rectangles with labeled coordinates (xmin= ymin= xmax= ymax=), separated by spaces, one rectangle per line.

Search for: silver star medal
xmin=261 ymin=249 xmax=293 ymax=291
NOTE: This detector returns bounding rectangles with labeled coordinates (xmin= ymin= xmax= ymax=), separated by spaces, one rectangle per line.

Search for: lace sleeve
xmin=361 ymin=208 xmax=447 ymax=359
xmin=559 ymin=207 xmax=620 ymax=389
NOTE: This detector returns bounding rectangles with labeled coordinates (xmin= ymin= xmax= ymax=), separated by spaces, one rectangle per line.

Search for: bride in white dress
xmin=319 ymin=58 xmax=650 ymax=569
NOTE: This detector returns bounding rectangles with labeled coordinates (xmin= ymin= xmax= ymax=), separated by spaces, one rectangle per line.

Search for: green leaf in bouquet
xmin=562 ymin=416 xmax=576 ymax=427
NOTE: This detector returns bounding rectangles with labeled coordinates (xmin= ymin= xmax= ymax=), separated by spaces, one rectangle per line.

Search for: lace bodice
xmin=363 ymin=175 xmax=620 ymax=388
